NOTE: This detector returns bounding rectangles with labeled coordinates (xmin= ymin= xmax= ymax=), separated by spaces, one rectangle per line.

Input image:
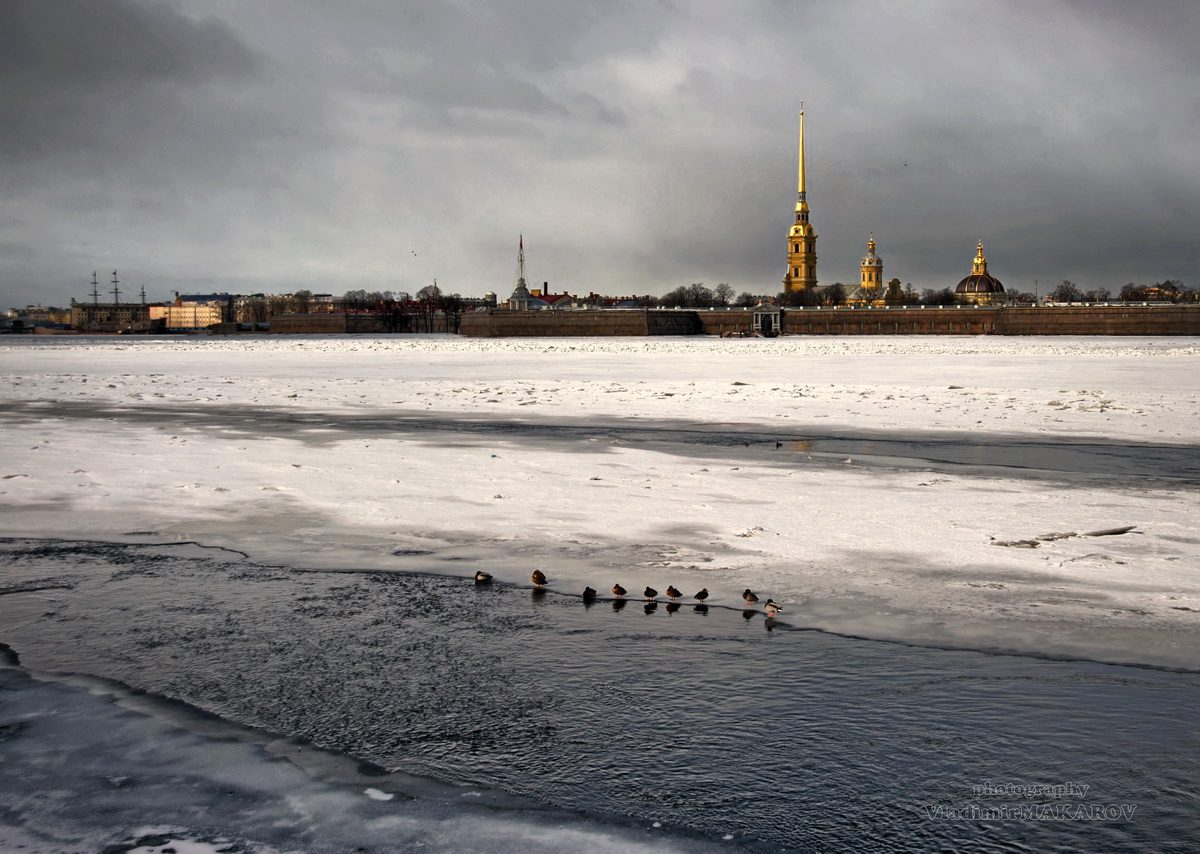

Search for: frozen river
xmin=2 ymin=334 xmax=1198 ymax=850
xmin=2 ymin=537 xmax=1198 ymax=853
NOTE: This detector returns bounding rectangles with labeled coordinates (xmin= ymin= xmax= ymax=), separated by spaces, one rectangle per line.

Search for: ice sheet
xmin=1 ymin=335 xmax=1197 ymax=668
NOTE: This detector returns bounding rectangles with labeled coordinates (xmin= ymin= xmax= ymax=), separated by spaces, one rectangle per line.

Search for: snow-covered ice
xmin=1 ymin=334 xmax=1198 ymax=668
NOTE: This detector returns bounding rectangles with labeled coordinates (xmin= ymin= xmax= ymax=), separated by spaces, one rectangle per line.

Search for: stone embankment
xmin=458 ymin=305 xmax=1200 ymax=337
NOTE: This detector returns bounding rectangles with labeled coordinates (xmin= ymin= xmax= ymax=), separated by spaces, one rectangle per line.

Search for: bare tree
xmin=242 ymin=296 xmax=269 ymax=322
xmin=439 ymin=293 xmax=465 ymax=333
xmin=822 ymin=283 xmax=846 ymax=306
xmin=684 ymin=283 xmax=715 ymax=307
xmin=1051 ymin=281 xmax=1082 ymax=302
xmin=413 ymin=283 xmax=442 ymax=331
xmin=658 ymin=286 xmax=688 ymax=308
xmin=1119 ymin=283 xmax=1143 ymax=302
xmin=341 ymin=289 xmax=367 ymax=311
xmin=779 ymin=287 xmax=821 ymax=307
xmin=921 ymin=288 xmax=957 ymax=306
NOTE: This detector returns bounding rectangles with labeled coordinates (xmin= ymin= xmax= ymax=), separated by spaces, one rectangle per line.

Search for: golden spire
xmin=796 ymin=102 xmax=807 ymax=205
xmin=972 ymin=239 xmax=989 ymax=276
xmin=783 ymin=101 xmax=817 ymax=291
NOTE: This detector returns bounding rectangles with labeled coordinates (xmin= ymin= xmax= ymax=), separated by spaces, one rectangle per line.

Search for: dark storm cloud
xmin=0 ymin=0 xmax=257 ymax=161
xmin=1 ymin=0 xmax=337 ymax=301
xmin=2 ymin=0 xmax=1197 ymax=308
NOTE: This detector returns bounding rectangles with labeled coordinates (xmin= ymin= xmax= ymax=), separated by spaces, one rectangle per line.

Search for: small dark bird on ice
xmin=665 ymin=585 xmax=682 ymax=600
xmin=531 ymin=570 xmax=547 ymax=587
xmin=644 ymin=586 xmax=658 ymax=601
xmin=582 ymin=587 xmax=597 ymax=601
xmin=474 ymin=570 xmax=493 ymax=584
xmin=694 ymin=588 xmax=710 ymax=602
xmin=742 ymin=588 xmax=759 ymax=606
xmin=612 ymin=583 xmax=627 ymax=598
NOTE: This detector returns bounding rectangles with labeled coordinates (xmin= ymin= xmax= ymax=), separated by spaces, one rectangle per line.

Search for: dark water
xmin=5 ymin=400 xmax=1196 ymax=480
xmin=2 ymin=538 xmax=1199 ymax=853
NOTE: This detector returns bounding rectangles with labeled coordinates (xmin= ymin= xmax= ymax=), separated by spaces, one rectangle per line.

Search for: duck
xmin=764 ymin=598 xmax=783 ymax=616
xmin=474 ymin=570 xmax=493 ymax=584
xmin=694 ymin=588 xmax=710 ymax=602
xmin=665 ymin=585 xmax=682 ymax=600
xmin=612 ymin=583 xmax=627 ymax=598
xmin=582 ymin=586 xmax=597 ymax=601
xmin=531 ymin=570 xmax=547 ymax=587
xmin=742 ymin=588 xmax=759 ymax=606
xmin=643 ymin=586 xmax=658 ymax=601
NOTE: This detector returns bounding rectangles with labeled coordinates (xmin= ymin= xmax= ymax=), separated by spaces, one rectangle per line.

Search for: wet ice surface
xmin=2 ymin=335 xmax=1199 ymax=671
xmin=0 ymin=666 xmax=712 ymax=854
xmin=2 ymin=539 xmax=1198 ymax=853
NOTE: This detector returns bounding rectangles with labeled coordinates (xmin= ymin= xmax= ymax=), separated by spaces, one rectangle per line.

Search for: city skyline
xmin=3 ymin=0 xmax=1198 ymax=309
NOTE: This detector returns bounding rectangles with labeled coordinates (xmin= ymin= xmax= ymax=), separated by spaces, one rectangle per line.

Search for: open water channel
xmin=1 ymin=537 xmax=1197 ymax=853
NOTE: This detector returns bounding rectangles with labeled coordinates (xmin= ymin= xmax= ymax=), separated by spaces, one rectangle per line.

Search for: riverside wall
xmin=459 ymin=309 xmax=699 ymax=337
xmin=459 ymin=306 xmax=1200 ymax=337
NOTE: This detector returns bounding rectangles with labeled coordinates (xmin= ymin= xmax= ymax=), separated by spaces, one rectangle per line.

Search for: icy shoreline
xmin=2 ymin=335 xmax=1198 ymax=669
xmin=0 ymin=657 xmax=723 ymax=854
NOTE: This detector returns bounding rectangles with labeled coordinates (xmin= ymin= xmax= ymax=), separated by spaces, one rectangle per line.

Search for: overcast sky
xmin=3 ymin=0 xmax=1198 ymax=308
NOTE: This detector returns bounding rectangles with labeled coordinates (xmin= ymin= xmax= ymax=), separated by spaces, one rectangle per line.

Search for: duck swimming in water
xmin=474 ymin=570 xmax=493 ymax=584
xmin=582 ymin=587 xmax=597 ymax=601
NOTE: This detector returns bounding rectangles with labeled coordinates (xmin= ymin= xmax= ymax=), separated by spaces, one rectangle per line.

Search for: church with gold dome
xmin=954 ymin=240 xmax=1006 ymax=304
xmin=781 ymin=108 xmax=1004 ymax=305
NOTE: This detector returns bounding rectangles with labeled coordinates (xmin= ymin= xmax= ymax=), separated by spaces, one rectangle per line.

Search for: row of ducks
xmin=475 ymin=570 xmax=783 ymax=616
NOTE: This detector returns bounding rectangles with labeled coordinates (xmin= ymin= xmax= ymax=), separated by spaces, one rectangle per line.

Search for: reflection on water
xmin=1 ymin=538 xmax=1198 ymax=853
xmin=798 ymin=435 xmax=1200 ymax=479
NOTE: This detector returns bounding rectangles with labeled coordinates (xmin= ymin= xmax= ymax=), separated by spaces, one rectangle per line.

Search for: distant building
xmin=69 ymin=272 xmax=155 ymax=332
xmin=505 ymin=235 xmax=538 ymax=310
xmin=955 ymin=241 xmax=1006 ymax=305
xmin=6 ymin=305 xmax=73 ymax=330
xmin=845 ymin=236 xmax=886 ymax=306
xmin=782 ymin=107 xmax=817 ymax=292
xmin=149 ymin=294 xmax=232 ymax=332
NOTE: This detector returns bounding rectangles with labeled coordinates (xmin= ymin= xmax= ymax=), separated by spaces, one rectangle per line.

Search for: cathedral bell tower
xmin=783 ymin=106 xmax=817 ymax=291
xmin=860 ymin=235 xmax=882 ymax=290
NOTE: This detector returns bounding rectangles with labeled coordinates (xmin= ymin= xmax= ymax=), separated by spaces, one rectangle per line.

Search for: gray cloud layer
xmin=3 ymin=0 xmax=1198 ymax=307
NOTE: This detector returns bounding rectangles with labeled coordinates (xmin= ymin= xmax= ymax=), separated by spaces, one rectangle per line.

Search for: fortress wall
xmin=780 ymin=306 xmax=1200 ymax=336
xmin=460 ymin=310 xmax=653 ymax=337
xmin=284 ymin=306 xmax=1199 ymax=337
xmin=269 ymin=314 xmax=391 ymax=334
